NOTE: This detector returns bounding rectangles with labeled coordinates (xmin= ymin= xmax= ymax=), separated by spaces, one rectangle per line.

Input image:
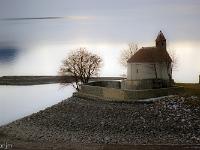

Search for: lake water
xmin=0 ymin=84 xmax=75 ymax=126
xmin=0 ymin=1 xmax=200 ymax=83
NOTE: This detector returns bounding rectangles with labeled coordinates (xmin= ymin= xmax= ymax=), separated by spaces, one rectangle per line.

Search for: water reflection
xmin=0 ymin=84 xmax=75 ymax=126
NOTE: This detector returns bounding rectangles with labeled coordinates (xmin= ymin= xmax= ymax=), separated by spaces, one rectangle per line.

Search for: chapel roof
xmin=127 ymin=47 xmax=172 ymax=63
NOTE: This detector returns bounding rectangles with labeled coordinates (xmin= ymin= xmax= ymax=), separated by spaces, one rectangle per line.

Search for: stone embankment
xmin=0 ymin=95 xmax=200 ymax=145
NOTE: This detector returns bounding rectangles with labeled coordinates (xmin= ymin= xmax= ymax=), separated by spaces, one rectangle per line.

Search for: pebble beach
xmin=1 ymin=95 xmax=200 ymax=149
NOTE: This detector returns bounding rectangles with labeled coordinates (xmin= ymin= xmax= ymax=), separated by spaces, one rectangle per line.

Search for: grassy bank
xmin=176 ymin=83 xmax=200 ymax=97
xmin=176 ymin=83 xmax=200 ymax=107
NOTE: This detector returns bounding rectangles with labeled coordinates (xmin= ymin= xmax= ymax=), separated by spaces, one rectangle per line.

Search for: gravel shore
xmin=1 ymin=95 xmax=200 ymax=145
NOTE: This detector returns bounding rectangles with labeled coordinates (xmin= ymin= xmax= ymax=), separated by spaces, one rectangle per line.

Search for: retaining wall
xmin=76 ymin=81 xmax=184 ymax=102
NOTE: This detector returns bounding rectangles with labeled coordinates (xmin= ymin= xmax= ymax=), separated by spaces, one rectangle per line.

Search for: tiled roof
xmin=127 ymin=47 xmax=172 ymax=63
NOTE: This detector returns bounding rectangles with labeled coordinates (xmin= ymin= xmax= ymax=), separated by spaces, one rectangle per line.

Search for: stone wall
xmin=77 ymin=81 xmax=184 ymax=102
xmin=87 ymin=81 xmax=121 ymax=88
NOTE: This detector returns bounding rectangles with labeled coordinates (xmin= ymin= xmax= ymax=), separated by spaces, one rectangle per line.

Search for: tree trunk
xmin=153 ymin=64 xmax=158 ymax=79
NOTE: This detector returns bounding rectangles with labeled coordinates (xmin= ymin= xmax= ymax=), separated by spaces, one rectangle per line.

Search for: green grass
xmin=176 ymin=83 xmax=200 ymax=107
xmin=176 ymin=83 xmax=200 ymax=97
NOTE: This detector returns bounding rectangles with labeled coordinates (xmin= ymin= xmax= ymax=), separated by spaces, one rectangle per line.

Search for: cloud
xmin=0 ymin=47 xmax=19 ymax=63
xmin=0 ymin=16 xmax=94 ymax=21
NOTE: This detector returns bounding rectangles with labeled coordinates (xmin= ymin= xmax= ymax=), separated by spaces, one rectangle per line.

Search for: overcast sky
xmin=0 ymin=0 xmax=199 ymax=82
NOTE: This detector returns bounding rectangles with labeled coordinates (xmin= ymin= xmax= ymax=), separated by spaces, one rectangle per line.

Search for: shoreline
xmin=1 ymin=95 xmax=200 ymax=149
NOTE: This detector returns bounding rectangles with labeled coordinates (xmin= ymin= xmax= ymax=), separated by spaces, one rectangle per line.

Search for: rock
xmin=181 ymin=119 xmax=185 ymax=122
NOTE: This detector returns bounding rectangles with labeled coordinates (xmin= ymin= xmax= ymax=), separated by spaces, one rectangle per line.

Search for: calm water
xmin=0 ymin=1 xmax=200 ymax=82
xmin=0 ymin=84 xmax=75 ymax=126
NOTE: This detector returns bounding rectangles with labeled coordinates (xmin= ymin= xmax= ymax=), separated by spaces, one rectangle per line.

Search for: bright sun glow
xmin=170 ymin=41 xmax=200 ymax=83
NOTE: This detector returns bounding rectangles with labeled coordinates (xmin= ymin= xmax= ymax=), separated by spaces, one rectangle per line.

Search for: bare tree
xmin=120 ymin=42 xmax=138 ymax=68
xmin=169 ymin=50 xmax=178 ymax=72
xmin=163 ymin=50 xmax=178 ymax=82
xmin=152 ymin=63 xmax=158 ymax=79
xmin=150 ymin=50 xmax=178 ymax=81
xmin=59 ymin=48 xmax=102 ymax=91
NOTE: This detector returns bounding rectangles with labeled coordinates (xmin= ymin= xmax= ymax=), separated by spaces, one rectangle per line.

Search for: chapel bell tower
xmin=156 ymin=30 xmax=166 ymax=50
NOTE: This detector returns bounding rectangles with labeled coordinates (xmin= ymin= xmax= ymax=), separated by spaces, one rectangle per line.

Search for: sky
xmin=0 ymin=0 xmax=199 ymax=83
